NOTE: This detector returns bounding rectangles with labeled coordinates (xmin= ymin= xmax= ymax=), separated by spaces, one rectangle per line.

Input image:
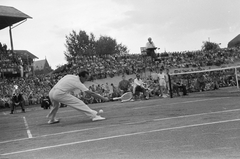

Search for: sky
xmin=1 ymin=0 xmax=240 ymax=69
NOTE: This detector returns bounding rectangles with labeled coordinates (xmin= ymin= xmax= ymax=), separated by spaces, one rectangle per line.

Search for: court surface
xmin=1 ymin=87 xmax=240 ymax=159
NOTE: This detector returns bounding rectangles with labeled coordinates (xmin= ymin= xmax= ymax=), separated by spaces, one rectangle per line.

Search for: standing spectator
xmin=158 ymin=68 xmax=167 ymax=98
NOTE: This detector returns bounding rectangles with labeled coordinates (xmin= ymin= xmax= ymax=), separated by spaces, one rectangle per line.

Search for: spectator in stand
xmin=196 ymin=73 xmax=206 ymax=92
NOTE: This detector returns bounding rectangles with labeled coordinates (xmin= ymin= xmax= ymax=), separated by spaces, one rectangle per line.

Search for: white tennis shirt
xmin=158 ymin=73 xmax=166 ymax=81
xmin=53 ymin=75 xmax=89 ymax=93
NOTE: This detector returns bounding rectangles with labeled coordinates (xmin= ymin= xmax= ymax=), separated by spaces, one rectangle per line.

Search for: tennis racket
xmin=113 ymin=92 xmax=133 ymax=102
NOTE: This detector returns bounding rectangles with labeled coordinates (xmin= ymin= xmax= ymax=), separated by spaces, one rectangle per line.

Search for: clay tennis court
xmin=1 ymin=87 xmax=240 ymax=159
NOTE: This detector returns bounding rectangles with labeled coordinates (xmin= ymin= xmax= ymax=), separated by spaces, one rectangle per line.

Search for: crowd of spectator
xmin=55 ymin=47 xmax=240 ymax=78
xmin=1 ymin=45 xmax=240 ymax=109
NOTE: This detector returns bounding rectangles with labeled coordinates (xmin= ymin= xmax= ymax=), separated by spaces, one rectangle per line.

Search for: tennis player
xmin=46 ymin=71 xmax=108 ymax=124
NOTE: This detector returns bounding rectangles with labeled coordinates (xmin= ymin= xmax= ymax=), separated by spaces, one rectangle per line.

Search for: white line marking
xmin=0 ymin=138 xmax=29 ymax=144
xmin=153 ymin=107 xmax=240 ymax=122
xmin=1 ymin=107 xmax=240 ymax=144
xmin=133 ymin=97 xmax=230 ymax=110
xmin=52 ymin=97 xmax=231 ymax=118
xmin=23 ymin=117 xmax=32 ymax=138
xmin=2 ymin=118 xmax=240 ymax=156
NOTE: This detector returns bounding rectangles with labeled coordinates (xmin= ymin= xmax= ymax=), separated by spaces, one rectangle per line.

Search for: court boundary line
xmin=23 ymin=116 xmax=32 ymax=138
xmin=1 ymin=117 xmax=240 ymax=156
xmin=1 ymin=107 xmax=240 ymax=145
xmin=132 ymin=97 xmax=230 ymax=110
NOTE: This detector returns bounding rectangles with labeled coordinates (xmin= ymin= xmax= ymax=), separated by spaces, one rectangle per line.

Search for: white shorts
xmin=159 ymin=80 xmax=166 ymax=87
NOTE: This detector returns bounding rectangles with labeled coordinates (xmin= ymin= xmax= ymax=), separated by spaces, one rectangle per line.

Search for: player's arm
xmin=84 ymin=90 xmax=109 ymax=102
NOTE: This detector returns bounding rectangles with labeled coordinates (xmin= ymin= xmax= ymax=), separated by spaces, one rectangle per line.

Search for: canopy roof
xmin=14 ymin=50 xmax=38 ymax=59
xmin=228 ymin=34 xmax=240 ymax=48
xmin=0 ymin=5 xmax=32 ymax=30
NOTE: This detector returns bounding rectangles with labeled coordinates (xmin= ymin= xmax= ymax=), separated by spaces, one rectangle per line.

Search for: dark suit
xmin=11 ymin=93 xmax=25 ymax=114
xmin=40 ymin=96 xmax=51 ymax=109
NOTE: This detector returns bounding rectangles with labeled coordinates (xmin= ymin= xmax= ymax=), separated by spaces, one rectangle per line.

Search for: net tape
xmin=169 ymin=65 xmax=240 ymax=94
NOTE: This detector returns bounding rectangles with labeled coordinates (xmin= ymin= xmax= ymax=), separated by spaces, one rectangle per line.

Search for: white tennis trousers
xmin=49 ymin=88 xmax=97 ymax=118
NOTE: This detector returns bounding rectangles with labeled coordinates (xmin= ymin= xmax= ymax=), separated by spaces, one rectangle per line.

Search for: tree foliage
xmin=64 ymin=30 xmax=96 ymax=62
xmin=95 ymin=36 xmax=117 ymax=55
xmin=201 ymin=41 xmax=221 ymax=51
xmin=64 ymin=30 xmax=129 ymax=62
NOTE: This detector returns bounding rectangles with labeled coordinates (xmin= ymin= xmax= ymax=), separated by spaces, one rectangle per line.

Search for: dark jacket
xmin=12 ymin=93 xmax=24 ymax=104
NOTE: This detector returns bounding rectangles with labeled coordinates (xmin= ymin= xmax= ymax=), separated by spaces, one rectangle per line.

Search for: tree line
xmin=64 ymin=30 xmax=129 ymax=63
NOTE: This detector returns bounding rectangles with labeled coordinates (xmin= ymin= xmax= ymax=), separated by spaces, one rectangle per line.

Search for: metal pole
xmin=9 ymin=26 xmax=14 ymax=53
xmin=168 ymin=73 xmax=173 ymax=98
xmin=235 ymin=67 xmax=239 ymax=89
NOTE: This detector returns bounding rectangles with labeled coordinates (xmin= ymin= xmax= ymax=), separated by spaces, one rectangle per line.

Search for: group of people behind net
xmin=116 ymin=67 xmax=188 ymax=101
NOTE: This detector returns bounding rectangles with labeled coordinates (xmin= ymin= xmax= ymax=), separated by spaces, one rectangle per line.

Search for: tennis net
xmin=168 ymin=66 xmax=240 ymax=97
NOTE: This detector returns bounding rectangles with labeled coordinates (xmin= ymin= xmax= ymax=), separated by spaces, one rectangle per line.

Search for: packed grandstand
xmin=1 ymin=42 xmax=240 ymax=108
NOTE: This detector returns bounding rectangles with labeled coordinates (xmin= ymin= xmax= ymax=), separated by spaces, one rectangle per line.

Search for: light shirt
xmin=151 ymin=72 xmax=158 ymax=80
xmin=158 ymin=72 xmax=166 ymax=81
xmin=53 ymin=75 xmax=88 ymax=93
xmin=146 ymin=41 xmax=156 ymax=49
xmin=133 ymin=78 xmax=144 ymax=88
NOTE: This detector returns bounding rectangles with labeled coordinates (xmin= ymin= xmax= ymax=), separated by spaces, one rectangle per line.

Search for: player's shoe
xmin=48 ymin=119 xmax=60 ymax=124
xmin=162 ymin=94 xmax=168 ymax=98
xmin=92 ymin=115 xmax=106 ymax=121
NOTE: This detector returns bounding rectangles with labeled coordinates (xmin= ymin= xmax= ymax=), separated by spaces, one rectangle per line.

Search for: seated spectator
xmin=110 ymin=83 xmax=121 ymax=98
xmin=118 ymin=74 xmax=131 ymax=94
xmin=146 ymin=80 xmax=161 ymax=97
xmin=133 ymin=74 xmax=149 ymax=100
xmin=171 ymin=76 xmax=188 ymax=96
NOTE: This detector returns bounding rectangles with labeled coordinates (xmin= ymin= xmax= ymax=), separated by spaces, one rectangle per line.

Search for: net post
xmin=235 ymin=67 xmax=239 ymax=89
xmin=168 ymin=73 xmax=173 ymax=98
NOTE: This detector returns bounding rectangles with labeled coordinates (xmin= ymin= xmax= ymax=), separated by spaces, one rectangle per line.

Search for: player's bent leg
xmin=47 ymin=100 xmax=60 ymax=124
xmin=59 ymin=94 xmax=105 ymax=121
